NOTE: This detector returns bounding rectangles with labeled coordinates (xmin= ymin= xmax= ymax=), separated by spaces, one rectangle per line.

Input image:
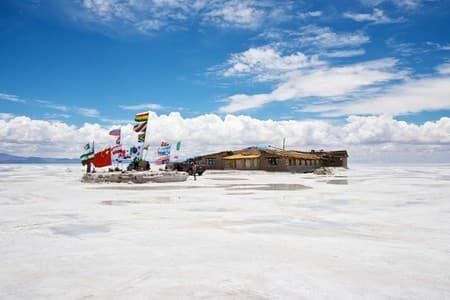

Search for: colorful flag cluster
xmin=134 ymin=111 xmax=149 ymax=146
xmin=80 ymin=142 xmax=94 ymax=165
xmin=155 ymin=141 xmax=171 ymax=164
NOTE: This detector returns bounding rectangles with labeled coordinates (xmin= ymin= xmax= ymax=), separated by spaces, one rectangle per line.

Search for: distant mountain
xmin=0 ymin=153 xmax=79 ymax=164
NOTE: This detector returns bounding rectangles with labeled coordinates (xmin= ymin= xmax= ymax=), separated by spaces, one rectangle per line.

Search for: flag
xmin=135 ymin=112 xmax=149 ymax=122
xmin=93 ymin=148 xmax=112 ymax=168
xmin=176 ymin=141 xmax=181 ymax=151
xmin=115 ymin=136 xmax=121 ymax=145
xmin=133 ymin=122 xmax=147 ymax=132
xmin=158 ymin=145 xmax=171 ymax=156
xmin=109 ymin=128 xmax=121 ymax=136
xmin=138 ymin=133 xmax=145 ymax=142
xmin=112 ymin=145 xmax=122 ymax=155
xmin=80 ymin=142 xmax=94 ymax=165
xmin=155 ymin=155 xmax=170 ymax=165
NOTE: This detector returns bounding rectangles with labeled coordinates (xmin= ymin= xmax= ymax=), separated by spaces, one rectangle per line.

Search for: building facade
xmin=194 ymin=147 xmax=331 ymax=173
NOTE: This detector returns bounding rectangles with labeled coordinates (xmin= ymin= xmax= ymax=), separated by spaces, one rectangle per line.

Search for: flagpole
xmin=140 ymin=111 xmax=149 ymax=161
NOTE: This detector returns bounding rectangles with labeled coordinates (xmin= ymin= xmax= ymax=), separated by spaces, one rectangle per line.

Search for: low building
xmin=313 ymin=150 xmax=349 ymax=168
xmin=194 ymin=147 xmax=329 ymax=173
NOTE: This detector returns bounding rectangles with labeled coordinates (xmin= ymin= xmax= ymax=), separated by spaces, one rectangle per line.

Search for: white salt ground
xmin=0 ymin=164 xmax=449 ymax=299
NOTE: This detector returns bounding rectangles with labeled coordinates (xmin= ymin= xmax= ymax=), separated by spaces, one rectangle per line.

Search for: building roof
xmin=195 ymin=147 xmax=328 ymax=161
xmin=273 ymin=151 xmax=321 ymax=160
xmin=223 ymin=154 xmax=261 ymax=160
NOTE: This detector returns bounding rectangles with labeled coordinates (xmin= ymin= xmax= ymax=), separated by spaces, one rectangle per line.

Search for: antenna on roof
xmin=282 ymin=138 xmax=286 ymax=151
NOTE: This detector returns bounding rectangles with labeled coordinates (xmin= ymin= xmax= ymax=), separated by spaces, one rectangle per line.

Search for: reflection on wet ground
xmin=327 ymin=179 xmax=348 ymax=185
xmin=223 ymin=183 xmax=311 ymax=191
xmin=100 ymin=200 xmax=142 ymax=205
xmin=50 ymin=224 xmax=110 ymax=236
xmin=91 ymin=185 xmax=203 ymax=191
xmin=225 ymin=192 xmax=255 ymax=196
xmin=208 ymin=178 xmax=248 ymax=181
xmin=186 ymin=207 xmax=240 ymax=213
xmin=91 ymin=183 xmax=311 ymax=191
xmin=395 ymin=200 xmax=426 ymax=207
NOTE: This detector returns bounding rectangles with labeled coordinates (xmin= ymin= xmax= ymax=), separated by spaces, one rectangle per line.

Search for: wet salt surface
xmin=0 ymin=164 xmax=450 ymax=299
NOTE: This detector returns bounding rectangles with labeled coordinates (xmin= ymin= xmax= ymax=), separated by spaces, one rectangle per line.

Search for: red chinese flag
xmin=93 ymin=148 xmax=112 ymax=168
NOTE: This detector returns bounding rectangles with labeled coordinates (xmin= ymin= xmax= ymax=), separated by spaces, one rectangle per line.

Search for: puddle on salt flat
xmin=100 ymin=200 xmax=143 ymax=206
xmin=208 ymin=178 xmax=248 ymax=181
xmin=50 ymin=224 xmax=110 ymax=236
xmin=395 ymin=200 xmax=426 ymax=207
xmin=223 ymin=183 xmax=311 ymax=191
xmin=90 ymin=185 xmax=204 ymax=191
xmin=327 ymin=179 xmax=348 ymax=185
xmin=225 ymin=192 xmax=255 ymax=196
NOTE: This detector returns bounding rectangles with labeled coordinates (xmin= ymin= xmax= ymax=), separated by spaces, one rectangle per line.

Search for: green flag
xmin=176 ymin=141 xmax=181 ymax=151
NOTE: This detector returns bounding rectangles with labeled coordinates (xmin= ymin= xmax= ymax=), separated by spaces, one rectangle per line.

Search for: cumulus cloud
xmin=303 ymin=74 xmax=450 ymax=116
xmin=203 ymin=0 xmax=266 ymax=29
xmin=1 ymin=113 xmax=449 ymax=162
xmin=0 ymin=113 xmax=15 ymax=120
xmin=436 ymin=63 xmax=450 ymax=75
xmin=222 ymin=46 xmax=323 ymax=80
xmin=219 ymin=58 xmax=403 ymax=113
xmin=343 ymin=8 xmax=403 ymax=24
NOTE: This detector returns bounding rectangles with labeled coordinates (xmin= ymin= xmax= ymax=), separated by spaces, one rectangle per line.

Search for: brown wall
xmin=197 ymin=150 xmax=327 ymax=172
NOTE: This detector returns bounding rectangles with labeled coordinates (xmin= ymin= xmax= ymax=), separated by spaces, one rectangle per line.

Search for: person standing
xmin=193 ymin=162 xmax=197 ymax=181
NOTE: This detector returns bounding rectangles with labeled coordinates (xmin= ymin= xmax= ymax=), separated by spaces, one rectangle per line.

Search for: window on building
xmin=206 ymin=158 xmax=216 ymax=167
xmin=268 ymin=158 xmax=277 ymax=165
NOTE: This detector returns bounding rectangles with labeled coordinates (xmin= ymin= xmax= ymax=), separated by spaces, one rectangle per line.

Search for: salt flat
xmin=0 ymin=164 xmax=449 ymax=299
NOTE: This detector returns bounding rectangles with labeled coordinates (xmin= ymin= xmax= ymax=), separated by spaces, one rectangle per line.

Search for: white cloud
xmin=78 ymin=0 xmax=290 ymax=33
xmin=0 ymin=93 xmax=25 ymax=103
xmin=35 ymin=100 xmax=69 ymax=112
xmin=426 ymin=42 xmax=450 ymax=51
xmin=303 ymin=74 xmax=450 ymax=116
xmin=360 ymin=0 xmax=422 ymax=9
xmin=343 ymin=8 xmax=403 ymax=24
xmin=323 ymin=49 xmax=366 ymax=58
xmin=1 ymin=113 xmax=449 ymax=162
xmin=393 ymin=0 xmax=422 ymax=9
xmin=223 ymin=46 xmax=324 ymax=80
xmin=219 ymin=58 xmax=403 ymax=113
xmin=75 ymin=107 xmax=100 ymax=118
xmin=203 ymin=0 xmax=266 ymax=29
xmin=119 ymin=103 xmax=164 ymax=111
xmin=295 ymin=26 xmax=370 ymax=49
xmin=298 ymin=11 xmax=322 ymax=18
xmin=0 ymin=113 xmax=15 ymax=120
xmin=436 ymin=63 xmax=450 ymax=75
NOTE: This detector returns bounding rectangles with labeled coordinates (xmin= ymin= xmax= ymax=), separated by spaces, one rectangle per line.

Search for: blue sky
xmin=0 ymin=0 xmax=449 ymax=161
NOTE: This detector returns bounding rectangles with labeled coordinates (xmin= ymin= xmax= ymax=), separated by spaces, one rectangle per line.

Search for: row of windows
xmin=288 ymin=159 xmax=320 ymax=166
